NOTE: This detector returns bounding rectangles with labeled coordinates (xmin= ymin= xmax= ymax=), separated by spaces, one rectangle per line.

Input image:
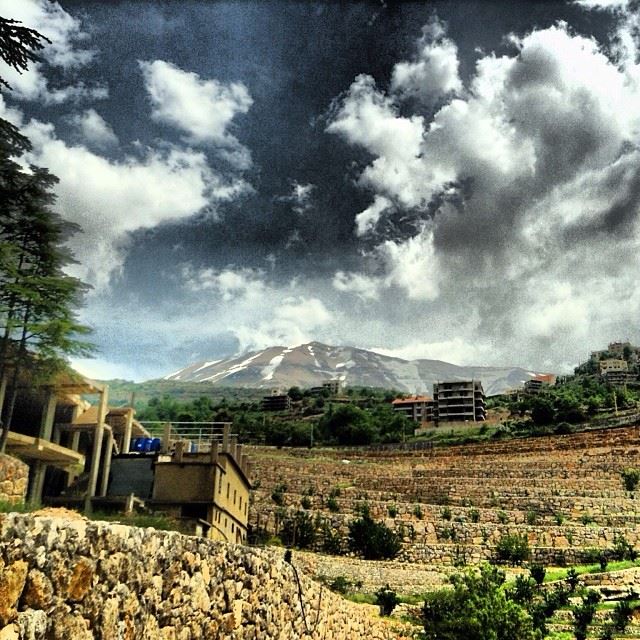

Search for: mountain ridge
xmin=163 ymin=341 xmax=545 ymax=396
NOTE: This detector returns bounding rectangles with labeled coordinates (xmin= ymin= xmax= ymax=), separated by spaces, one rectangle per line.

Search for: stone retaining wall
xmin=0 ymin=455 xmax=28 ymax=504
xmin=0 ymin=512 xmax=412 ymax=640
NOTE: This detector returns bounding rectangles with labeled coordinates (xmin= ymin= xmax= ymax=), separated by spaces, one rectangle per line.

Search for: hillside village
xmin=3 ymin=2 xmax=640 ymax=638
xmin=3 ymin=341 xmax=640 ymax=637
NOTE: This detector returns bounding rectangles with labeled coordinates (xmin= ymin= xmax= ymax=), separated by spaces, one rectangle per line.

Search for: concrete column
xmin=222 ymin=423 xmax=230 ymax=453
xmin=209 ymin=440 xmax=218 ymax=464
xmin=122 ymin=409 xmax=134 ymax=454
xmin=39 ymin=390 xmax=57 ymax=441
xmin=162 ymin=422 xmax=172 ymax=453
xmin=230 ymin=436 xmax=238 ymax=461
xmin=67 ymin=430 xmax=82 ymax=487
xmin=0 ymin=373 xmax=7 ymax=421
xmin=100 ymin=429 xmax=114 ymax=497
xmin=85 ymin=386 xmax=108 ymax=512
xmin=28 ymin=462 xmax=46 ymax=504
xmin=235 ymin=444 xmax=243 ymax=465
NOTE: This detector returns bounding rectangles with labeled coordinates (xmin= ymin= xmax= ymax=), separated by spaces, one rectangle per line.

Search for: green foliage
xmin=566 ymin=567 xmax=580 ymax=592
xmin=621 ymin=468 xmax=640 ymax=492
xmin=375 ymin=584 xmax=399 ymax=616
xmin=326 ymin=496 xmax=339 ymax=513
xmin=495 ymin=533 xmax=530 ymax=565
xmin=422 ymin=564 xmax=537 ymax=640
xmin=329 ymin=576 xmax=351 ymax=594
xmin=611 ymin=599 xmax=633 ymax=631
xmin=271 ymin=482 xmax=287 ymax=506
xmin=526 ymin=510 xmax=538 ymax=525
xmin=572 ymin=590 xmax=601 ymax=640
xmin=387 ymin=503 xmax=398 ymax=518
xmin=469 ymin=508 xmax=480 ymax=523
xmin=613 ymin=534 xmax=637 ymax=561
xmin=318 ymin=404 xmax=375 ymax=445
xmin=508 ymin=574 xmax=535 ymax=606
xmin=529 ymin=563 xmax=546 ymax=585
xmin=348 ymin=512 xmax=401 ymax=560
xmin=441 ymin=506 xmax=452 ymax=521
xmin=413 ymin=504 xmax=423 ymax=519
xmin=279 ymin=510 xmax=316 ymax=549
xmin=300 ymin=495 xmax=311 ymax=510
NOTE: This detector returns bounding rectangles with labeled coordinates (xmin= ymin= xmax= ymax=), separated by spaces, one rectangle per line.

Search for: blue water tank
xmin=150 ymin=437 xmax=161 ymax=452
xmin=133 ymin=437 xmax=145 ymax=452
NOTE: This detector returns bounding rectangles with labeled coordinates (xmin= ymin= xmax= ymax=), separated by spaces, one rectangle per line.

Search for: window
xmin=218 ymin=474 xmax=223 ymax=493
xmin=239 ymin=496 xmax=242 ymax=510
xmin=231 ymin=523 xmax=235 ymax=533
xmin=226 ymin=482 xmax=230 ymax=499
xmin=233 ymin=489 xmax=237 ymax=504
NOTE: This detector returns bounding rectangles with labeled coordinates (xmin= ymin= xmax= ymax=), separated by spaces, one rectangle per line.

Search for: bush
xmin=530 ymin=563 xmax=546 ymax=585
xmin=495 ymin=533 xmax=530 ymax=565
xmin=348 ymin=513 xmax=401 ymax=560
xmin=469 ymin=508 xmax=480 ymax=523
xmin=300 ymin=496 xmax=311 ymax=510
xmin=621 ymin=468 xmax=640 ymax=492
xmin=326 ymin=496 xmax=339 ymax=513
xmin=442 ymin=506 xmax=452 ymax=521
xmin=280 ymin=511 xmax=316 ymax=549
xmin=387 ymin=504 xmax=398 ymax=518
xmin=526 ymin=510 xmax=538 ymax=525
xmin=422 ymin=565 xmax=537 ymax=640
xmin=612 ymin=599 xmax=633 ymax=632
xmin=613 ymin=534 xmax=637 ymax=561
xmin=271 ymin=482 xmax=287 ymax=506
xmin=329 ymin=576 xmax=351 ymax=594
xmin=320 ymin=524 xmax=343 ymax=555
xmin=375 ymin=584 xmax=399 ymax=616
xmin=413 ymin=504 xmax=423 ymax=519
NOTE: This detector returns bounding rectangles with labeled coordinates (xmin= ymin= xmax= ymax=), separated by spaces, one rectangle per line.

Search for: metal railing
xmin=137 ymin=421 xmax=236 ymax=453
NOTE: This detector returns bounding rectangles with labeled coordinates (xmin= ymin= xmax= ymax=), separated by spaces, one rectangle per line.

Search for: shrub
xmin=329 ymin=576 xmax=351 ymax=594
xmin=326 ymin=496 xmax=339 ymax=513
xmin=526 ymin=510 xmax=538 ymax=525
xmin=375 ymin=584 xmax=399 ymax=616
xmin=348 ymin=512 xmax=401 ymax=560
xmin=320 ymin=524 xmax=343 ymax=555
xmin=621 ymin=468 xmax=640 ymax=492
xmin=422 ymin=564 xmax=537 ymax=640
xmin=387 ymin=504 xmax=398 ymax=518
xmin=413 ymin=504 xmax=423 ymax=519
xmin=509 ymin=574 xmax=535 ymax=605
xmin=580 ymin=513 xmax=595 ymax=525
xmin=613 ymin=534 xmax=637 ymax=561
xmin=573 ymin=590 xmax=601 ymax=640
xmin=529 ymin=563 xmax=546 ymax=585
xmin=280 ymin=511 xmax=316 ymax=549
xmin=300 ymin=496 xmax=312 ymax=510
xmin=469 ymin=508 xmax=480 ymax=523
xmin=441 ymin=506 xmax=452 ymax=521
xmin=612 ymin=599 xmax=633 ymax=632
xmin=495 ymin=533 xmax=530 ymax=565
xmin=566 ymin=567 xmax=580 ymax=592
xmin=329 ymin=486 xmax=341 ymax=498
xmin=554 ymin=512 xmax=565 ymax=525
xmin=271 ymin=482 xmax=287 ymax=506
xmin=497 ymin=510 xmax=508 ymax=524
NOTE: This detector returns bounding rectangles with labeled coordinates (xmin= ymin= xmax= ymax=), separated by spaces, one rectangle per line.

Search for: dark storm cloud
xmin=2 ymin=0 xmax=637 ymax=379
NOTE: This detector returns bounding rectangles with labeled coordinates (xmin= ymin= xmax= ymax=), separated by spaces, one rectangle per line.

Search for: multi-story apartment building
xmin=524 ymin=374 xmax=557 ymax=395
xmin=391 ymin=395 xmax=434 ymax=423
xmin=432 ymin=380 xmax=486 ymax=424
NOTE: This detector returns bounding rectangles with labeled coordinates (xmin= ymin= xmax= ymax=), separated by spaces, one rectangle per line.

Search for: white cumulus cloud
xmin=139 ymin=60 xmax=253 ymax=168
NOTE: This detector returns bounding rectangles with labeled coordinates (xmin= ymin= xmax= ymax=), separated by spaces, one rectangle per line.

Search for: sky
xmin=1 ymin=0 xmax=639 ymax=381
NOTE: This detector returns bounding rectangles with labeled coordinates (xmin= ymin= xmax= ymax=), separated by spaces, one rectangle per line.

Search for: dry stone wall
xmin=247 ymin=426 xmax=640 ymax=571
xmin=0 ymin=513 xmax=412 ymax=640
xmin=0 ymin=455 xmax=28 ymax=504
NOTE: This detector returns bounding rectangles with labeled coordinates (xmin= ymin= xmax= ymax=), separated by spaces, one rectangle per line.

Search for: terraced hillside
xmin=248 ymin=426 xmax=640 ymax=585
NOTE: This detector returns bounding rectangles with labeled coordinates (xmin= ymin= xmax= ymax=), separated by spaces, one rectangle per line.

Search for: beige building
xmin=151 ymin=425 xmax=251 ymax=543
xmin=391 ymin=395 xmax=434 ymax=423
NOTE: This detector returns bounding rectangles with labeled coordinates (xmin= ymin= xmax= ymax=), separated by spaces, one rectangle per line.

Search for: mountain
xmin=162 ymin=342 xmax=544 ymax=396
